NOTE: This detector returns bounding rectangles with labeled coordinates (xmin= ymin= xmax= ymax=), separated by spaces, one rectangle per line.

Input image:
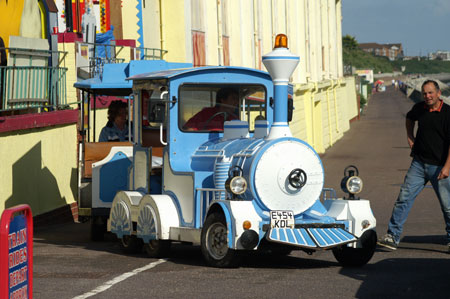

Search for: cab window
xmin=179 ymin=84 xmax=266 ymax=132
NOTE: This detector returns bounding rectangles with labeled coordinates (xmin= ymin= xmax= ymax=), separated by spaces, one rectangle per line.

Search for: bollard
xmin=0 ymin=205 xmax=33 ymax=299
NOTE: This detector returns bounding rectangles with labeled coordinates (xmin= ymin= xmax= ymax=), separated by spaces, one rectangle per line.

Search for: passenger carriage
xmin=75 ymin=34 xmax=377 ymax=267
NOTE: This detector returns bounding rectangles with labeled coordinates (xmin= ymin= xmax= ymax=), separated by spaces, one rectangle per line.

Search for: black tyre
xmin=201 ymin=212 xmax=240 ymax=268
xmin=90 ymin=216 xmax=107 ymax=241
xmin=121 ymin=235 xmax=143 ymax=254
xmin=143 ymin=240 xmax=171 ymax=258
xmin=332 ymin=230 xmax=377 ymax=267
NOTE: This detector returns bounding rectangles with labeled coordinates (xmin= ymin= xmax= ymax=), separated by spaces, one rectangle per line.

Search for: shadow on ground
xmin=340 ymin=257 xmax=450 ymax=298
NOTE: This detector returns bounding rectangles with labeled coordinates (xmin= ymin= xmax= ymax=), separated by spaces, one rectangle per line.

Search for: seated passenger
xmin=183 ymin=88 xmax=239 ymax=131
xmin=99 ymin=100 xmax=132 ymax=142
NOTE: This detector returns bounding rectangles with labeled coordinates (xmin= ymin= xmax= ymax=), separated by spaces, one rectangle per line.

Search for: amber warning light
xmin=274 ymin=34 xmax=288 ymax=49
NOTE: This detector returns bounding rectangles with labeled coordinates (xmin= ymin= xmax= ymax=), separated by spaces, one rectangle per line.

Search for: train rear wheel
xmin=201 ymin=212 xmax=239 ymax=268
xmin=121 ymin=235 xmax=143 ymax=254
xmin=332 ymin=230 xmax=377 ymax=267
xmin=143 ymin=240 xmax=171 ymax=258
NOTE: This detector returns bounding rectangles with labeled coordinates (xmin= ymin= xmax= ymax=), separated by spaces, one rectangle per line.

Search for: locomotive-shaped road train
xmin=83 ymin=34 xmax=377 ymax=267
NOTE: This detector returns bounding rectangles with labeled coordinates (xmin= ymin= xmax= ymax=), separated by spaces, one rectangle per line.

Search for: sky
xmin=342 ymin=0 xmax=450 ymax=56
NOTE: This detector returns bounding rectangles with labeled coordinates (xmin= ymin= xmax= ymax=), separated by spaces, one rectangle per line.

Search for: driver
xmin=183 ymin=88 xmax=239 ymax=131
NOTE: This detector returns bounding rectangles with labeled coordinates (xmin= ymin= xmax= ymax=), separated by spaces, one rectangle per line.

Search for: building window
xmin=191 ymin=0 xmax=206 ymax=67
xmin=221 ymin=0 xmax=230 ymax=66
xmin=192 ymin=31 xmax=206 ymax=67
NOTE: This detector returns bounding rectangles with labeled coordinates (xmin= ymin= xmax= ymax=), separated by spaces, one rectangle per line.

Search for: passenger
xmin=183 ymin=88 xmax=239 ymax=131
xmin=378 ymin=80 xmax=450 ymax=253
xmin=99 ymin=100 xmax=132 ymax=142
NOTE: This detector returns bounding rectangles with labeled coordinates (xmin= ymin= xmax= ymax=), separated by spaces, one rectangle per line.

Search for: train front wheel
xmin=332 ymin=230 xmax=377 ymax=267
xmin=201 ymin=212 xmax=240 ymax=268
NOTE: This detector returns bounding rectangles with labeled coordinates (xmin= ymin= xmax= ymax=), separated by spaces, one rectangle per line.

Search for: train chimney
xmin=262 ymin=34 xmax=299 ymax=139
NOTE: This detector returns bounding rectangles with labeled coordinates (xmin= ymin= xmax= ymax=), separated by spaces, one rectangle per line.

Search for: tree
xmin=343 ymin=35 xmax=359 ymax=51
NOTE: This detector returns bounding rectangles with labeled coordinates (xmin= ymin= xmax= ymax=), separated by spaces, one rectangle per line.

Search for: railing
xmin=89 ymin=57 xmax=125 ymax=78
xmin=0 ymin=66 xmax=68 ymax=112
xmin=75 ymin=41 xmax=168 ymax=78
xmin=0 ymin=47 xmax=68 ymax=113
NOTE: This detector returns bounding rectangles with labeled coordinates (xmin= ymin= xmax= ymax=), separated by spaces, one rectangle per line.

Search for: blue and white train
xmin=79 ymin=34 xmax=376 ymax=267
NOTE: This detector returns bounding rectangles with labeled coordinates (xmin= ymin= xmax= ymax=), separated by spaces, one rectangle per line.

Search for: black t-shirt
xmin=406 ymin=101 xmax=450 ymax=165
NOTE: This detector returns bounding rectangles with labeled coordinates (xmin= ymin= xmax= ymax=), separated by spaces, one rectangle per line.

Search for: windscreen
xmin=179 ymin=84 xmax=266 ymax=132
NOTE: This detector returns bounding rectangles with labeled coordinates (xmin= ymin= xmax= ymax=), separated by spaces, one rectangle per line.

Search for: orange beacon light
xmin=274 ymin=34 xmax=288 ymax=48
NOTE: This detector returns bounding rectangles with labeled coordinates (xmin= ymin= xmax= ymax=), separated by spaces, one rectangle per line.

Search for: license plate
xmin=270 ymin=210 xmax=294 ymax=228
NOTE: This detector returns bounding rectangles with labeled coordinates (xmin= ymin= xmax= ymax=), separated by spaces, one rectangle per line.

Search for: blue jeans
xmin=388 ymin=159 xmax=450 ymax=244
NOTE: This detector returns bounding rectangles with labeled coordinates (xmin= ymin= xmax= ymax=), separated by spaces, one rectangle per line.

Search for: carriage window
xmin=179 ymin=85 xmax=266 ymax=132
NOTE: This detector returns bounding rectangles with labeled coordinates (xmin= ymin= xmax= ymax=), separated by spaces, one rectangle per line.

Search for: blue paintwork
xmin=99 ymin=152 xmax=131 ymax=203
xmin=149 ymin=175 xmax=162 ymax=194
xmin=136 ymin=0 xmax=144 ymax=50
xmin=137 ymin=205 xmax=157 ymax=243
xmin=110 ymin=200 xmax=131 ymax=239
xmin=74 ymin=60 xmax=192 ymax=92
xmin=128 ymin=66 xmax=271 ymax=81
xmin=262 ymin=56 xmax=300 ymax=61
xmin=269 ymin=227 xmax=356 ymax=248
xmin=274 ymin=84 xmax=288 ymax=123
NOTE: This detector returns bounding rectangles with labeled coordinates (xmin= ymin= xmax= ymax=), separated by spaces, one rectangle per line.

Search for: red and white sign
xmin=0 ymin=205 xmax=33 ymax=299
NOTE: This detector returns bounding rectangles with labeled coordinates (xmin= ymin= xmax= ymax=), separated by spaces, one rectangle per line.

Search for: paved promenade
xmin=32 ymin=86 xmax=450 ymax=298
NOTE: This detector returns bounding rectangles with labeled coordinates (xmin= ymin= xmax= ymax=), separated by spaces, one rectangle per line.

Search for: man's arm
xmin=438 ymin=145 xmax=450 ymax=180
xmin=406 ymin=118 xmax=415 ymax=149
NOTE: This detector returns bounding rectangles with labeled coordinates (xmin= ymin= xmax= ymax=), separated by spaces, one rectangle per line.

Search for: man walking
xmin=378 ymin=80 xmax=450 ymax=252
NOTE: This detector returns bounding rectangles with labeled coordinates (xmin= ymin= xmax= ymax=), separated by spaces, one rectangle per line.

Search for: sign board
xmin=355 ymin=69 xmax=374 ymax=84
xmin=0 ymin=205 xmax=33 ymax=299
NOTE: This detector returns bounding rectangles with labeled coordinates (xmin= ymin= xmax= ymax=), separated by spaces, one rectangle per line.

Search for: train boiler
xmin=101 ymin=34 xmax=376 ymax=267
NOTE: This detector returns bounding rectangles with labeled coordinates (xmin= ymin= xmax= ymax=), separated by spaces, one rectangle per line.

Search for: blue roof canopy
xmin=127 ymin=66 xmax=271 ymax=82
xmin=74 ymin=60 xmax=192 ymax=96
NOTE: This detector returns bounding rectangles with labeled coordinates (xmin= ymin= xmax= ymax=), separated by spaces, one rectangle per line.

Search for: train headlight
xmin=225 ymin=165 xmax=247 ymax=198
xmin=226 ymin=176 xmax=247 ymax=195
xmin=340 ymin=165 xmax=363 ymax=199
xmin=343 ymin=176 xmax=363 ymax=194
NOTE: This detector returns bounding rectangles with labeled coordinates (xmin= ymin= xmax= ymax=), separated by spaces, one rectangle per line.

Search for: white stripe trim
xmin=72 ymin=259 xmax=167 ymax=299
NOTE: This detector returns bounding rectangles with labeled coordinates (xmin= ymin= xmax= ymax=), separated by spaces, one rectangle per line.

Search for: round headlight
xmin=346 ymin=176 xmax=363 ymax=194
xmin=226 ymin=176 xmax=247 ymax=195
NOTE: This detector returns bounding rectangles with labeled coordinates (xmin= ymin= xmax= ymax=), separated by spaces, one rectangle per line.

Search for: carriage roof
xmin=127 ymin=66 xmax=271 ymax=82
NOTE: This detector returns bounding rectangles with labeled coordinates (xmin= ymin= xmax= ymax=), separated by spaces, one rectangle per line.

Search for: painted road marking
xmin=72 ymin=259 xmax=167 ymax=299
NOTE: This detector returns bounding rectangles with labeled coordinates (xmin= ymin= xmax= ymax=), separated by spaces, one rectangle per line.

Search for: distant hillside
xmin=391 ymin=60 xmax=450 ymax=74
xmin=343 ymin=47 xmax=393 ymax=73
xmin=343 ymin=35 xmax=450 ymax=75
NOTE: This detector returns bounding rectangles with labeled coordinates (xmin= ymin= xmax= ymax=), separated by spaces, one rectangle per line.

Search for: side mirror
xmin=148 ymin=102 xmax=165 ymax=123
xmin=287 ymin=98 xmax=294 ymax=122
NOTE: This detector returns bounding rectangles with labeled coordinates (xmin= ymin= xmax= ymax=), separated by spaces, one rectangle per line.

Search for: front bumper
xmin=267 ymin=227 xmax=357 ymax=249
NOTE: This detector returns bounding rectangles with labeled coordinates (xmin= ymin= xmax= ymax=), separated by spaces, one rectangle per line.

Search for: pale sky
xmin=342 ymin=0 xmax=450 ymax=56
